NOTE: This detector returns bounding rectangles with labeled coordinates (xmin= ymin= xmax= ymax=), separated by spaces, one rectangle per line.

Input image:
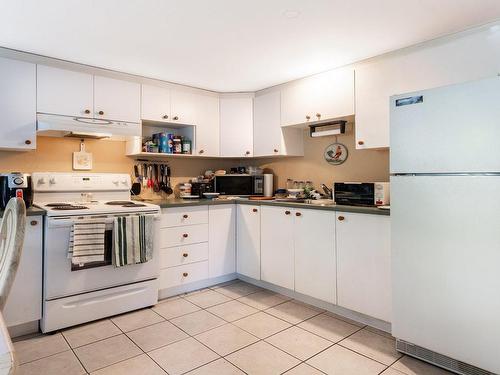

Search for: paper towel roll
xmin=264 ymin=174 xmax=273 ymax=197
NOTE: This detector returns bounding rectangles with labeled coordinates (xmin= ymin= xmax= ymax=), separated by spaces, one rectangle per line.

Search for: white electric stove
xmin=32 ymin=172 xmax=161 ymax=333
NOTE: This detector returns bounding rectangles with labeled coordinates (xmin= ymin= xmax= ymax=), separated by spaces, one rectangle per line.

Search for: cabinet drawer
xmin=159 ymin=224 xmax=208 ymax=248
xmin=160 ymin=206 xmax=208 ymax=228
xmin=160 ymin=261 xmax=209 ymax=289
xmin=160 ymin=242 xmax=209 ymax=268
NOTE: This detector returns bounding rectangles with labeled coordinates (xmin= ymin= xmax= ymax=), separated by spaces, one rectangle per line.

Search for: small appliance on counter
xmin=214 ymin=173 xmax=273 ymax=197
xmin=333 ymin=182 xmax=390 ymax=206
xmin=0 ymin=173 xmax=33 ymax=209
xmin=191 ymin=181 xmax=215 ymax=198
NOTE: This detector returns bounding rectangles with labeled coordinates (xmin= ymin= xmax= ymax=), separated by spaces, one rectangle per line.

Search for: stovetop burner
xmin=105 ymin=201 xmax=133 ymax=205
xmin=51 ymin=205 xmax=90 ymax=210
xmin=122 ymin=203 xmax=146 ymax=207
xmin=45 ymin=203 xmax=73 ymax=207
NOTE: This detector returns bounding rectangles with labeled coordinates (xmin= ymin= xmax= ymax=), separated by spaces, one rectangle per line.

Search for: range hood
xmin=36 ymin=113 xmax=141 ymax=140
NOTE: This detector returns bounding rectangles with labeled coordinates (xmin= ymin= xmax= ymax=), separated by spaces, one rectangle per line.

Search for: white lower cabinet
xmin=4 ymin=216 xmax=43 ymax=328
xmin=336 ymin=212 xmax=391 ymax=322
xmin=260 ymin=206 xmax=295 ymax=289
xmin=294 ymin=209 xmax=336 ymax=304
xmin=208 ymin=205 xmax=236 ymax=278
xmin=236 ymin=204 xmax=261 ymax=279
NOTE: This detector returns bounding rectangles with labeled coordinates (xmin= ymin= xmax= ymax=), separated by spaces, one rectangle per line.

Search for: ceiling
xmin=1 ymin=1 xmax=500 ymax=92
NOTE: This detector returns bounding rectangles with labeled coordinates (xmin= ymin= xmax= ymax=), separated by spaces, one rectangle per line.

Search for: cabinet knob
xmin=173 ymin=116 xmax=179 ymax=121
xmin=183 ymin=272 xmax=188 ymax=277
xmin=316 ymin=113 xmax=321 ymax=119
xmin=358 ymin=140 xmax=365 ymax=146
xmin=252 ymin=208 xmax=258 ymax=213
xmin=273 ymin=149 xmax=279 ymax=153
xmin=25 ymin=140 xmax=31 ymax=145
xmin=162 ymin=114 xmax=169 ymax=119
xmin=305 ymin=115 xmax=311 ymax=121
xmin=295 ymin=212 xmax=302 ymax=217
xmin=245 ymin=151 xmax=250 ymax=155
xmin=84 ymin=109 xmax=91 ymax=114
xmin=199 ymin=149 xmax=205 ymax=154
xmin=183 ymin=214 xmax=189 ymax=219
xmin=98 ymin=110 xmax=104 ymax=115
xmin=30 ymin=220 xmax=37 ymax=226
xmin=285 ymin=210 xmax=291 ymax=215
xmin=182 ymin=233 xmax=189 ymax=238
xmin=183 ymin=253 xmax=188 ymax=258
xmin=338 ymin=215 xmax=345 ymax=221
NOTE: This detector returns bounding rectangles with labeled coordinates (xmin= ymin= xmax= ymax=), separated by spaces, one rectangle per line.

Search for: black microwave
xmin=214 ymin=175 xmax=264 ymax=196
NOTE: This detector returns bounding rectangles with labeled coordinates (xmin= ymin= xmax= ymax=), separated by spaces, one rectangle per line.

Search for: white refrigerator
xmin=390 ymin=76 xmax=500 ymax=375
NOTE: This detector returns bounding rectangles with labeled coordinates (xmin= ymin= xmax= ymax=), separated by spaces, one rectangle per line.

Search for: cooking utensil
xmin=153 ymin=164 xmax=160 ymax=192
xmin=164 ymin=165 xmax=173 ymax=195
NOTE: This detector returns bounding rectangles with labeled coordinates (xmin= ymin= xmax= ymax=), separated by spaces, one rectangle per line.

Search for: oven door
xmin=44 ymin=213 xmax=160 ymax=300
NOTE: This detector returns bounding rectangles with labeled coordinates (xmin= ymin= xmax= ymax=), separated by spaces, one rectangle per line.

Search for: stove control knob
xmin=112 ymin=180 xmax=119 ymax=185
xmin=49 ymin=178 xmax=56 ymax=185
xmin=121 ymin=179 xmax=128 ymax=186
xmin=37 ymin=178 xmax=46 ymax=185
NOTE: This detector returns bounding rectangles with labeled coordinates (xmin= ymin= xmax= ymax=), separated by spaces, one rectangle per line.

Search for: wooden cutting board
xmin=248 ymin=196 xmax=274 ymax=200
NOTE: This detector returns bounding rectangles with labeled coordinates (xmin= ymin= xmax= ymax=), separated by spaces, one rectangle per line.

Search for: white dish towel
xmin=68 ymin=218 xmax=106 ymax=267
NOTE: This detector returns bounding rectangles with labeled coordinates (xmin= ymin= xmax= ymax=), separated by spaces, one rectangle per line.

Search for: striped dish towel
xmin=68 ymin=218 xmax=106 ymax=267
xmin=114 ymin=215 xmax=154 ymax=267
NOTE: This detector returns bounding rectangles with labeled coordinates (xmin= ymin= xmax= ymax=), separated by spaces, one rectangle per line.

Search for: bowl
xmin=203 ymin=192 xmax=220 ymax=199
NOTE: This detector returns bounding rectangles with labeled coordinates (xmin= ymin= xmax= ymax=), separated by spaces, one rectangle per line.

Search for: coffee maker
xmin=0 ymin=173 xmax=33 ymax=209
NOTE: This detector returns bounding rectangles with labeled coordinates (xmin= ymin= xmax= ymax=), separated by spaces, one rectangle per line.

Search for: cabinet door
xmin=37 ymin=65 xmax=93 ymax=118
xmin=260 ymin=206 xmax=294 ymax=289
xmin=294 ymin=209 xmax=336 ymax=304
xmin=281 ymin=67 xmax=354 ymax=126
xmin=208 ymin=205 xmax=236 ymax=278
xmin=220 ymin=95 xmax=254 ymax=157
xmin=355 ymin=27 xmax=500 ymax=149
xmin=312 ymin=67 xmax=354 ymax=121
xmin=4 ymin=216 xmax=43 ymax=327
xmin=194 ymin=93 xmax=219 ymax=157
xmin=236 ymin=204 xmax=261 ymax=279
xmin=0 ymin=57 xmax=36 ymax=150
xmin=254 ymin=90 xmax=282 ymax=156
xmin=170 ymin=88 xmax=197 ymax=125
xmin=141 ymin=84 xmax=171 ymax=122
xmin=336 ymin=212 xmax=391 ymax=322
xmin=94 ymin=76 xmax=140 ymax=122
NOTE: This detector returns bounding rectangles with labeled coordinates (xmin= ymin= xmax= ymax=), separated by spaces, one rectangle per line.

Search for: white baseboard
xmin=158 ymin=273 xmax=238 ymax=300
xmin=237 ymin=274 xmax=392 ymax=333
xmin=8 ymin=321 xmax=40 ymax=338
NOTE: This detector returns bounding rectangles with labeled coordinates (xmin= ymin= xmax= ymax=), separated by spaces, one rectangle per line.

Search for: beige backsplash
xmin=257 ymin=125 xmax=389 ymax=189
xmin=0 ymin=125 xmax=389 ymax=196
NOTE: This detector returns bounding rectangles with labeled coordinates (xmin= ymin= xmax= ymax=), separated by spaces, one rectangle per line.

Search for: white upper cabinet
xmin=254 ymin=90 xmax=304 ymax=157
xmin=355 ymin=27 xmax=500 ymax=149
xmin=170 ymin=88 xmax=197 ymax=126
xmin=141 ymin=84 xmax=171 ymax=122
xmin=220 ymin=94 xmax=254 ymax=157
xmin=94 ymin=76 xmax=140 ymax=123
xmin=0 ymin=57 xmax=36 ymax=150
xmin=336 ymin=212 xmax=391 ymax=322
xmin=37 ymin=65 xmax=94 ymax=118
xmin=281 ymin=67 xmax=354 ymax=126
xmin=194 ymin=93 xmax=219 ymax=157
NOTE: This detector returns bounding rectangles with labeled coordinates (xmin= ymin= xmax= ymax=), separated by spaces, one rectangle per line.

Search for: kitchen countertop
xmin=0 ymin=206 xmax=46 ymax=218
xmin=154 ymin=198 xmax=390 ymax=216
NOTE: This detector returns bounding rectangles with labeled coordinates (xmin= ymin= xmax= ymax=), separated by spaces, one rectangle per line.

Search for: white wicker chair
xmin=0 ymin=198 xmax=26 ymax=311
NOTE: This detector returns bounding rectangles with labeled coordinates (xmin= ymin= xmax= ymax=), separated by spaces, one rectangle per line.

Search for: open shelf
xmin=126 ymin=151 xmax=224 ymax=160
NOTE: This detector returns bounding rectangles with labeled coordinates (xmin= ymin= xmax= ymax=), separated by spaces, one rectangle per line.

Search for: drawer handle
xmin=295 ymin=212 xmax=302 ymax=217
xmin=98 ymin=110 xmax=104 ymax=115
xmin=182 ymin=253 xmax=188 ymax=258
xmin=84 ymin=109 xmax=91 ymax=114
xmin=273 ymin=149 xmax=279 ymax=153
xmin=285 ymin=210 xmax=291 ymax=215
xmin=183 ymin=272 xmax=188 ymax=277
xmin=199 ymin=149 xmax=205 ymax=154
xmin=358 ymin=140 xmax=365 ymax=146
xmin=305 ymin=115 xmax=311 ymax=121
xmin=25 ymin=140 xmax=32 ymax=145
xmin=162 ymin=114 xmax=169 ymax=119
xmin=252 ymin=208 xmax=258 ymax=213
xmin=183 ymin=214 xmax=189 ymax=219
xmin=173 ymin=116 xmax=179 ymax=121
xmin=338 ymin=216 xmax=345 ymax=221
xmin=182 ymin=233 xmax=189 ymax=238
xmin=30 ymin=220 xmax=38 ymax=226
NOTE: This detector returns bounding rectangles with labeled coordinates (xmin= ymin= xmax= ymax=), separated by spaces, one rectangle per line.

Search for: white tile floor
xmin=13 ymin=280 xmax=454 ymax=375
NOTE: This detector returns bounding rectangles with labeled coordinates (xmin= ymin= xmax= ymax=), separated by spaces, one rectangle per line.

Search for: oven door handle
xmin=47 ymin=213 xmax=160 ymax=228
